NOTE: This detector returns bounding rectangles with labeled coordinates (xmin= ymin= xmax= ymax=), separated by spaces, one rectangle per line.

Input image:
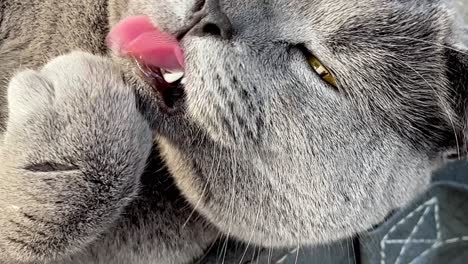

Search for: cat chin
xmin=156 ymin=133 xmax=432 ymax=247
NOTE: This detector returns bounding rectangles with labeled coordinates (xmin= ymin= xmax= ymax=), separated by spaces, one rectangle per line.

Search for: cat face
xmin=109 ymin=0 xmax=468 ymax=246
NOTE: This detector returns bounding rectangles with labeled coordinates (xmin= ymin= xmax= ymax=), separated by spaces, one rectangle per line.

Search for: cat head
xmin=109 ymin=0 xmax=468 ymax=246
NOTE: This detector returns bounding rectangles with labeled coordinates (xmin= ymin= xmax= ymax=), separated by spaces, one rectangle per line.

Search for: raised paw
xmin=0 ymin=51 xmax=152 ymax=262
xmin=4 ymin=51 xmax=152 ymax=169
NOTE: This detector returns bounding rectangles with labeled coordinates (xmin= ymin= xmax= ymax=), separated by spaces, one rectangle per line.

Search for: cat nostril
xmin=185 ymin=0 xmax=233 ymax=40
xmin=202 ymin=23 xmax=222 ymax=36
xmin=193 ymin=0 xmax=206 ymax=12
xmin=190 ymin=15 xmax=233 ymax=39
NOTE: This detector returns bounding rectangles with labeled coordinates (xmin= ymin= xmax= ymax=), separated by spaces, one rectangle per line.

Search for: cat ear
xmin=445 ymin=43 xmax=468 ymax=152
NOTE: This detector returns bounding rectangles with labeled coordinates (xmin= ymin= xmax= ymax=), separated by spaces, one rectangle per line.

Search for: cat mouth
xmin=106 ymin=15 xmax=187 ymax=113
xmin=136 ymin=62 xmax=187 ymax=113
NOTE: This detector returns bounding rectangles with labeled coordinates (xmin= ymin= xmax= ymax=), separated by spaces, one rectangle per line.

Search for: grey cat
xmin=0 ymin=0 xmax=467 ymax=263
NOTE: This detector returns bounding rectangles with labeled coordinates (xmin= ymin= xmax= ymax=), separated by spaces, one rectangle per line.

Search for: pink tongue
xmin=106 ymin=16 xmax=184 ymax=71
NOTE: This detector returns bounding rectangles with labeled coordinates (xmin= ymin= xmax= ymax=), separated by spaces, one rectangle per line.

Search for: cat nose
xmin=185 ymin=0 xmax=233 ymax=40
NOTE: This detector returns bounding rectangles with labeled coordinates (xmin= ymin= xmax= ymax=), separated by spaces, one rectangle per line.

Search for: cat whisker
xmin=182 ymin=131 xmax=219 ymax=229
xmin=192 ymin=231 xmax=223 ymax=264
xmin=293 ymin=245 xmax=300 ymax=264
xmin=391 ymin=56 xmax=462 ymax=159
xmin=237 ymin=166 xmax=265 ymax=264
xmin=385 ymin=35 xmax=468 ymax=57
xmin=221 ymin=146 xmax=239 ymax=264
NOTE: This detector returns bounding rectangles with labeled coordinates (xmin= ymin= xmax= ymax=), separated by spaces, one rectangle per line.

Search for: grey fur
xmin=1 ymin=0 xmax=468 ymax=263
xmin=0 ymin=51 xmax=216 ymax=264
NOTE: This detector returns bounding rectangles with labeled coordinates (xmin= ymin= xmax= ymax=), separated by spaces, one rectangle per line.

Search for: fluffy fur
xmin=0 ymin=0 xmax=467 ymax=263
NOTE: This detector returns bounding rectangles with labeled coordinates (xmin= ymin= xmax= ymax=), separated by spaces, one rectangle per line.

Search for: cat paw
xmin=0 ymin=51 xmax=152 ymax=262
xmin=4 ymin=51 xmax=152 ymax=171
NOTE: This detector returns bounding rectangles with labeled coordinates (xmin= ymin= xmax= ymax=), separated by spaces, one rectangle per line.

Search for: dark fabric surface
xmin=198 ymin=161 xmax=468 ymax=264
xmin=360 ymin=184 xmax=468 ymax=264
xmin=199 ymin=239 xmax=356 ymax=264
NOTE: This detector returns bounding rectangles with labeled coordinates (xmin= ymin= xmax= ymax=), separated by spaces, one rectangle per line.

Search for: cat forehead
xmin=130 ymin=0 xmax=449 ymax=18
xmin=123 ymin=0 xmax=452 ymax=37
xmin=281 ymin=0 xmax=450 ymax=49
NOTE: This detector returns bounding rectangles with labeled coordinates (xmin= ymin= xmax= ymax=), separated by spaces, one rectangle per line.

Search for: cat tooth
xmin=181 ymin=77 xmax=187 ymax=85
xmin=162 ymin=70 xmax=185 ymax=84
